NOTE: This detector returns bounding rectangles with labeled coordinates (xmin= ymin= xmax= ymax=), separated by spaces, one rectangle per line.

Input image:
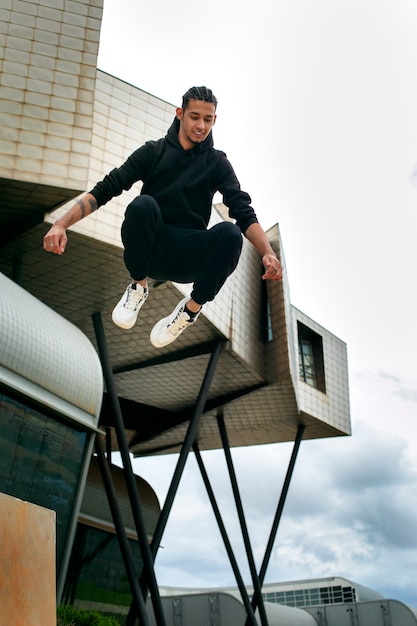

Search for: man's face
xmin=176 ymin=99 xmax=217 ymax=150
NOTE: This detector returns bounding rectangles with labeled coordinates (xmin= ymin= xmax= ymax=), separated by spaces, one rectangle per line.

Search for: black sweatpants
xmin=121 ymin=195 xmax=243 ymax=305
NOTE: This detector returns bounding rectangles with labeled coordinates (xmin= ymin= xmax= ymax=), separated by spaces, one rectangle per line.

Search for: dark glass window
xmin=294 ymin=590 xmax=305 ymax=606
xmin=320 ymin=587 xmax=330 ymax=604
xmin=310 ymin=588 xmax=319 ymax=601
xmin=0 ymin=392 xmax=87 ymax=569
xmin=63 ymin=523 xmax=143 ymax=619
xmin=343 ymin=586 xmax=355 ymax=603
xmin=297 ymin=322 xmax=326 ymax=392
xmin=285 ymin=590 xmax=295 ymax=606
xmin=261 ymin=279 xmax=274 ymax=342
xmin=333 ymin=585 xmax=343 ymax=603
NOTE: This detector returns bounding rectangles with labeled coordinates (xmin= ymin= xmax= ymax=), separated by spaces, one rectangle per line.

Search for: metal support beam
xmin=245 ymin=423 xmax=305 ymax=625
xmin=128 ymin=340 xmax=224 ymax=624
xmin=92 ymin=312 xmax=166 ymax=626
xmin=94 ymin=437 xmax=150 ymax=626
xmin=105 ymin=426 xmax=112 ymax=465
xmin=149 ymin=340 xmax=224 ymax=560
xmin=217 ymin=413 xmax=269 ymax=626
xmin=193 ymin=443 xmax=259 ymax=626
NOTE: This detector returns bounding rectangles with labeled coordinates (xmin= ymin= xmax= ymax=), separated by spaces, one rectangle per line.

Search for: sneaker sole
xmin=150 ymin=314 xmax=177 ymax=347
xmin=111 ymin=310 xmax=137 ymax=330
xmin=111 ymin=290 xmax=148 ymax=330
xmin=150 ymin=298 xmax=190 ymax=348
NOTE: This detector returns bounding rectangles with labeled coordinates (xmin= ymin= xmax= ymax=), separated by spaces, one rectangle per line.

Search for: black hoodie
xmin=89 ymin=117 xmax=258 ymax=233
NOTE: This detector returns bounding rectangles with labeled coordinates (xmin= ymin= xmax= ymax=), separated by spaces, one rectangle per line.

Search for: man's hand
xmin=244 ymin=223 xmax=283 ymax=281
xmin=43 ymin=224 xmax=68 ymax=255
xmin=262 ymin=253 xmax=283 ymax=281
xmin=42 ymin=193 xmax=98 ymax=255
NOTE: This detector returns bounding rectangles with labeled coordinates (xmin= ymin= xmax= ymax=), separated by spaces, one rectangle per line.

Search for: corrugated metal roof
xmin=146 ymin=592 xmax=317 ymax=626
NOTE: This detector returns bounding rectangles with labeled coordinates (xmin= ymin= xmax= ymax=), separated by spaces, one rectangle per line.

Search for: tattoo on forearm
xmin=77 ymin=199 xmax=87 ymax=219
xmin=88 ymin=197 xmax=98 ymax=213
xmin=77 ymin=197 xmax=98 ymax=218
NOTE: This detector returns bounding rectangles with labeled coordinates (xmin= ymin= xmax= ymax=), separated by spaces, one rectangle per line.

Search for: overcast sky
xmin=97 ymin=0 xmax=417 ymax=609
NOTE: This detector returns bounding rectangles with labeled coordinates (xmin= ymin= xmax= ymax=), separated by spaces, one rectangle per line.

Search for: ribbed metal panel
xmin=357 ymin=601 xmax=388 ymax=625
xmin=305 ymin=600 xmax=417 ymax=626
xmin=355 ymin=600 xmax=417 ymax=625
xmin=0 ymin=272 xmax=103 ymax=427
xmin=146 ymin=592 xmax=318 ymax=625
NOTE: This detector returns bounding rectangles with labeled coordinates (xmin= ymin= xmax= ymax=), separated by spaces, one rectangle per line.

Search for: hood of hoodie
xmin=165 ymin=116 xmax=214 ymax=155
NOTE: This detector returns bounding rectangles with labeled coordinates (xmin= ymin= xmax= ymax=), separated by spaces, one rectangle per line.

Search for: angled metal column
xmin=94 ymin=437 xmax=150 ymax=626
xmin=149 ymin=340 xmax=224 ymax=560
xmin=92 ymin=312 xmax=166 ymax=626
xmin=245 ymin=422 xmax=306 ymax=625
xmin=127 ymin=340 xmax=224 ymax=625
xmin=193 ymin=443 xmax=259 ymax=626
xmin=217 ymin=413 xmax=269 ymax=626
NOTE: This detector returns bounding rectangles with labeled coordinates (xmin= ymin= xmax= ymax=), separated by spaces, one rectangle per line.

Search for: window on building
xmin=261 ymin=278 xmax=273 ymax=342
xmin=298 ymin=322 xmax=326 ymax=393
xmin=62 ymin=522 xmax=141 ymax=620
xmin=343 ymin=586 xmax=355 ymax=603
xmin=333 ymin=585 xmax=343 ymax=603
xmin=261 ymin=584 xmax=357 ymax=609
xmin=0 ymin=391 xmax=88 ymax=571
xmin=320 ymin=587 xmax=330 ymax=604
xmin=309 ymin=589 xmax=319 ymax=603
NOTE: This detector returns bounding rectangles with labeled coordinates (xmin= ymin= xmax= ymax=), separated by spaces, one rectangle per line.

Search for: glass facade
xmin=63 ymin=522 xmax=142 ymax=621
xmin=263 ymin=584 xmax=357 ymax=608
xmin=0 ymin=391 xmax=88 ymax=570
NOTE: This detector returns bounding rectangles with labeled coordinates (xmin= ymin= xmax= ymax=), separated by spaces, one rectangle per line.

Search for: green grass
xmin=72 ymin=581 xmax=132 ymax=606
xmin=57 ymin=605 xmax=121 ymax=626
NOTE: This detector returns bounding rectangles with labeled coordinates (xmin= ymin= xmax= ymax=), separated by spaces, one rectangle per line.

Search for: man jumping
xmin=43 ymin=86 xmax=282 ymax=348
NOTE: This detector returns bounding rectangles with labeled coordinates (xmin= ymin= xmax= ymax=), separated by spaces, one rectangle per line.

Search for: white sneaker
xmin=112 ymin=283 xmax=148 ymax=329
xmin=150 ymin=297 xmax=200 ymax=348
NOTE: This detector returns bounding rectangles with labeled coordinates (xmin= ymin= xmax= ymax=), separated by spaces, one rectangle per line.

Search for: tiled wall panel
xmin=0 ymin=0 xmax=103 ymax=190
xmin=293 ymin=307 xmax=351 ymax=434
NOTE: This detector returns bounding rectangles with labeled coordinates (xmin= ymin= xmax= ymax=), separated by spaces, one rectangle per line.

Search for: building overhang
xmin=0 ymin=219 xmax=350 ymax=455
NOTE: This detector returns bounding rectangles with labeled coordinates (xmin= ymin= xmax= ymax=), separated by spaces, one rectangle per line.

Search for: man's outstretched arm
xmin=43 ymin=193 xmax=98 ymax=255
xmin=244 ymin=222 xmax=283 ymax=280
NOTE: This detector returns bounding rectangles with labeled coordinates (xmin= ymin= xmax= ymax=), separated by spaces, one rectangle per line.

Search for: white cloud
xmin=409 ymin=162 xmax=417 ymax=188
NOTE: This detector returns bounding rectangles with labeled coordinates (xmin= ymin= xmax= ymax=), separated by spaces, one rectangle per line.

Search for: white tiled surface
xmin=292 ymin=307 xmax=351 ymax=435
xmin=0 ymin=0 xmax=103 ymax=189
xmin=200 ymin=206 xmax=267 ymax=376
xmin=47 ymin=70 xmax=177 ymax=247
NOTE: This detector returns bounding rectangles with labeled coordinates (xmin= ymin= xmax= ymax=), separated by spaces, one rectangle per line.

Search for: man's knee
xmin=122 ymin=195 xmax=162 ymax=254
xmin=125 ymin=195 xmax=160 ymax=219
xmin=211 ymin=222 xmax=243 ymax=256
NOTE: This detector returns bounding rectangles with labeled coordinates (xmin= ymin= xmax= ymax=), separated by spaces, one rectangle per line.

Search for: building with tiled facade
xmin=1 ymin=1 xmax=352 ymax=624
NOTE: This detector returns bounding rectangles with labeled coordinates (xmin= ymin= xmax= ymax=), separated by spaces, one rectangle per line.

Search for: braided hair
xmin=181 ymin=86 xmax=218 ymax=110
